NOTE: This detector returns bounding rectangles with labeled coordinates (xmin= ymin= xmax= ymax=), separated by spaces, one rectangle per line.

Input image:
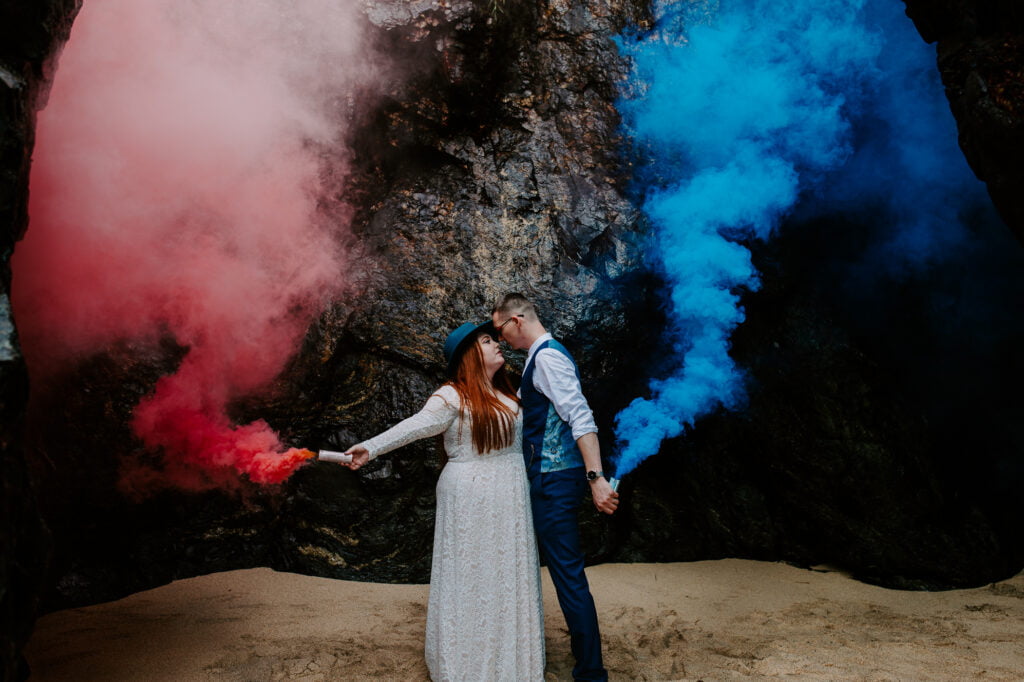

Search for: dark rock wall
xmin=608 ymin=232 xmax=1023 ymax=589
xmin=269 ymin=0 xmax=652 ymax=583
xmin=19 ymin=0 xmax=655 ymax=608
xmin=1 ymin=5 xmax=1023 ymax=669
xmin=0 ymin=1 xmax=80 ymax=678
xmin=903 ymin=0 xmax=1024 ymax=242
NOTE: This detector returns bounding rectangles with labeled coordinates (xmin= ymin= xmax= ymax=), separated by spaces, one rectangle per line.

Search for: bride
xmin=339 ymin=321 xmax=544 ymax=681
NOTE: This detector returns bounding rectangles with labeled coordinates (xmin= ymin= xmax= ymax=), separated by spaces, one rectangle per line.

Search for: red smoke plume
xmin=12 ymin=0 xmax=370 ymax=492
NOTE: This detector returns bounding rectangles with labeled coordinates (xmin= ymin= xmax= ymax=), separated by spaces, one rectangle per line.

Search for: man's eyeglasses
xmin=494 ymin=314 xmax=522 ymax=339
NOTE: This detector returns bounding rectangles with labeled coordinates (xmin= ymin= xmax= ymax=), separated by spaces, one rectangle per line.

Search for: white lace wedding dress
xmin=358 ymin=384 xmax=545 ymax=681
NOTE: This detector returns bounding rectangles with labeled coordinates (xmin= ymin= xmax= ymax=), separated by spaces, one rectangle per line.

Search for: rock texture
xmin=2 ymin=6 xmax=1023 ymax=672
xmin=903 ymin=0 xmax=1024 ymax=243
xmin=20 ymin=0 xmax=653 ymax=607
xmin=265 ymin=0 xmax=652 ymax=584
xmin=0 ymin=2 xmax=79 ymax=678
xmin=606 ymin=223 xmax=1024 ymax=589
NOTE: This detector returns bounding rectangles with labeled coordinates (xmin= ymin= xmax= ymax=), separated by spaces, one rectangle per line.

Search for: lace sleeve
xmin=359 ymin=386 xmax=461 ymax=460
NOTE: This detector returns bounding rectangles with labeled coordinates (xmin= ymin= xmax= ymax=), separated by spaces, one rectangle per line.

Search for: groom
xmin=492 ymin=293 xmax=618 ymax=682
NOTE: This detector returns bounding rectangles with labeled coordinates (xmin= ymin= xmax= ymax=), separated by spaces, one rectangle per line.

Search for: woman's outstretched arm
xmin=338 ymin=386 xmax=459 ymax=470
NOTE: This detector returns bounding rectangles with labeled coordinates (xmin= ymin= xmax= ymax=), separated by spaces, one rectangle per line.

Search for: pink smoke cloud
xmin=12 ymin=0 xmax=375 ymax=492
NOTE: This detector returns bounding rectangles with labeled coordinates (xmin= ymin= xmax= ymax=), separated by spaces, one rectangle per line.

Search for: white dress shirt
xmin=523 ymin=333 xmax=598 ymax=441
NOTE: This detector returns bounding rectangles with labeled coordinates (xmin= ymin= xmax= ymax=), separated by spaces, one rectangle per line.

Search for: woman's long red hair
xmin=448 ymin=337 xmax=518 ymax=454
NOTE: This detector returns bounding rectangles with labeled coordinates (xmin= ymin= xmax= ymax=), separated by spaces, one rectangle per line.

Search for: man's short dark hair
xmin=492 ymin=292 xmax=538 ymax=321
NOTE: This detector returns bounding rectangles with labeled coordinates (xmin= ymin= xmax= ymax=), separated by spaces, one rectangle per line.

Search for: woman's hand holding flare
xmin=341 ymin=445 xmax=370 ymax=470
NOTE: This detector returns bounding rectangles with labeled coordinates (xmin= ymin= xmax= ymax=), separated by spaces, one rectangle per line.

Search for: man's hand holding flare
xmin=590 ymin=477 xmax=619 ymax=515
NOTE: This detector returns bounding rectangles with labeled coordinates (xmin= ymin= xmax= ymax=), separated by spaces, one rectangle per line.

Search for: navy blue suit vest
xmin=520 ymin=338 xmax=585 ymax=478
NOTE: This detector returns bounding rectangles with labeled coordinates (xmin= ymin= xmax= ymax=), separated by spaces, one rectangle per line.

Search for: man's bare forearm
xmin=577 ymin=431 xmax=602 ymax=473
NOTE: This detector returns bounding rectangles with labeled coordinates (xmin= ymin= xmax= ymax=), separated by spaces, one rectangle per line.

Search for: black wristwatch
xmin=586 ymin=470 xmax=604 ymax=482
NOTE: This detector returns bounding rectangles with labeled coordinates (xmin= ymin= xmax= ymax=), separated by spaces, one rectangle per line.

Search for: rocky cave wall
xmin=2 ymin=0 xmax=1023 ymax=676
xmin=0 ymin=1 xmax=81 ymax=678
xmin=904 ymin=0 xmax=1024 ymax=243
xmin=14 ymin=0 xmax=656 ymax=608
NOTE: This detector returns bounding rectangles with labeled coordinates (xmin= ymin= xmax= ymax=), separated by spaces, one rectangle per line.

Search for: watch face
xmin=587 ymin=471 xmax=598 ymax=481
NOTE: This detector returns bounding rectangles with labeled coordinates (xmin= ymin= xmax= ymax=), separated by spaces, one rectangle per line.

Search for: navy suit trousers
xmin=530 ymin=466 xmax=607 ymax=682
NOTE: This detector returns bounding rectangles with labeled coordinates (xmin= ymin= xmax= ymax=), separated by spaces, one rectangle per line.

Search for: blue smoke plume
xmin=612 ymin=0 xmax=990 ymax=476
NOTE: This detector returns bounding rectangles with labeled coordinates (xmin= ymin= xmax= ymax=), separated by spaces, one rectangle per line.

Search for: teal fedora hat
xmin=444 ymin=321 xmax=497 ymax=377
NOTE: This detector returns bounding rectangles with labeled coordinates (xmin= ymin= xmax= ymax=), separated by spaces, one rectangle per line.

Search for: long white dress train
xmin=358 ymin=384 xmax=545 ymax=681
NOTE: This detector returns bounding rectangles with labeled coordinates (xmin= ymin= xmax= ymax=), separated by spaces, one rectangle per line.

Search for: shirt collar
xmin=525 ymin=332 xmax=553 ymax=368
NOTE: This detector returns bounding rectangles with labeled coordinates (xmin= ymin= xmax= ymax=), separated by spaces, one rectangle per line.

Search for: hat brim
xmin=446 ymin=320 xmax=498 ymax=377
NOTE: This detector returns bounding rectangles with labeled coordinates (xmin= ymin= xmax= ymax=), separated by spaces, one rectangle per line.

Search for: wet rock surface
xmin=1 ymin=6 xmax=1022 ymax=674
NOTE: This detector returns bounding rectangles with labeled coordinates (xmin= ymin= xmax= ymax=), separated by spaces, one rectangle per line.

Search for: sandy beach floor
xmin=24 ymin=559 xmax=1024 ymax=680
